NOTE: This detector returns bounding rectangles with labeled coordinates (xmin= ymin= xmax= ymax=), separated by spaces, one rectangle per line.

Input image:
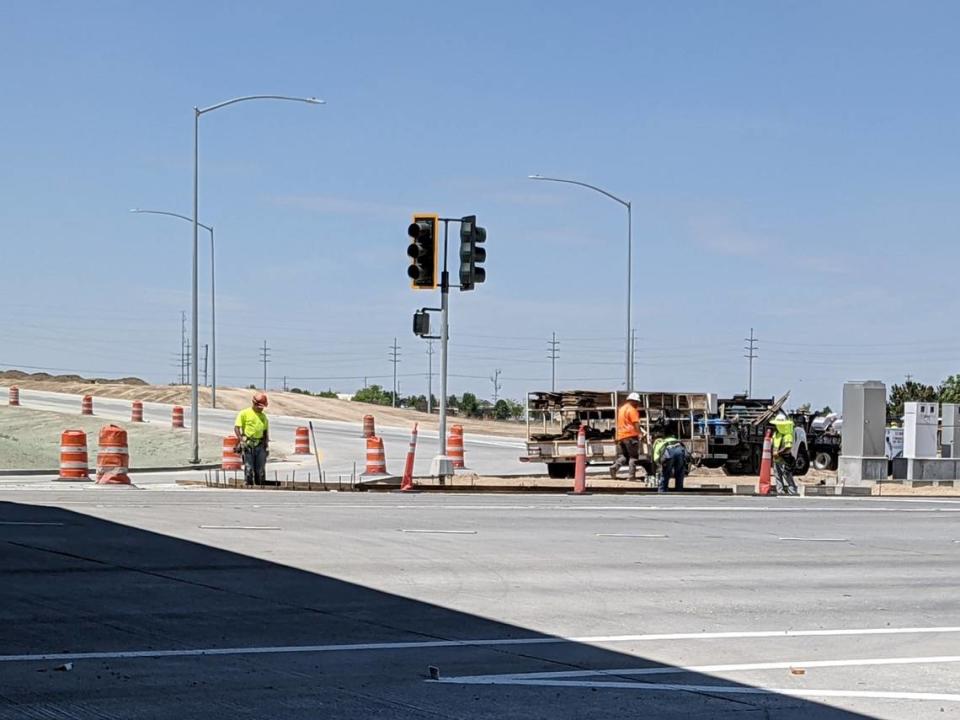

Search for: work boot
xmin=627 ymin=459 xmax=638 ymax=481
xmin=608 ymin=463 xmax=620 ymax=479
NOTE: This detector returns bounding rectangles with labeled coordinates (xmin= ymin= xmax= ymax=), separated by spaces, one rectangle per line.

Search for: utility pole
xmin=203 ymin=344 xmax=209 ymax=387
xmin=631 ymin=328 xmax=638 ymax=390
xmin=744 ymin=328 xmax=758 ymax=397
xmin=547 ymin=332 xmax=560 ymax=392
xmin=184 ymin=341 xmax=192 ymax=387
xmin=389 ymin=337 xmax=401 ymax=407
xmin=260 ymin=340 xmax=270 ymax=391
xmin=491 ymin=368 xmax=502 ymax=404
xmin=180 ymin=311 xmax=187 ymax=385
xmin=283 ymin=375 xmax=288 ymax=392
xmin=427 ymin=340 xmax=435 ymax=414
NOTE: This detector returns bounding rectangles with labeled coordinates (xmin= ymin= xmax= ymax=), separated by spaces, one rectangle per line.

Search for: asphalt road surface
xmin=8 ymin=388 xmax=527 ymax=477
xmin=2 ymin=488 xmax=959 ymax=718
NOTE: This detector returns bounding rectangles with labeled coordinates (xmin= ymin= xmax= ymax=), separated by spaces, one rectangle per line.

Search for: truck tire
xmin=813 ymin=451 xmax=833 ymax=471
xmin=794 ymin=446 xmax=810 ymax=476
xmin=547 ymin=462 xmax=574 ymax=479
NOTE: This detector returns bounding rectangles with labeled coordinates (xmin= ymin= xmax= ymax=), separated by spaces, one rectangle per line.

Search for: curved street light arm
xmin=528 ymin=174 xmax=630 ymax=209
xmin=130 ymin=208 xmax=212 ymax=233
xmin=197 ymin=95 xmax=325 ymax=115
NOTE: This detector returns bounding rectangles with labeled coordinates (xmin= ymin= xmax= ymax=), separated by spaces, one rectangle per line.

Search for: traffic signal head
xmin=459 ymin=215 xmax=487 ymax=291
xmin=406 ymin=214 xmax=439 ymax=290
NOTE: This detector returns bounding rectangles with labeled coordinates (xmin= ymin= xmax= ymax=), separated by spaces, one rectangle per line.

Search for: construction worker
xmin=235 ymin=392 xmax=270 ymax=486
xmin=771 ymin=411 xmax=799 ymax=496
xmin=653 ymin=429 xmax=687 ymax=493
xmin=610 ymin=392 xmax=642 ymax=480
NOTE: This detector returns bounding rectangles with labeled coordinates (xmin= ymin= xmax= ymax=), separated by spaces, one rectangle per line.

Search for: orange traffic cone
xmin=568 ymin=425 xmax=589 ymax=495
xmin=758 ymin=429 xmax=773 ymax=495
xmin=399 ymin=423 xmax=419 ymax=492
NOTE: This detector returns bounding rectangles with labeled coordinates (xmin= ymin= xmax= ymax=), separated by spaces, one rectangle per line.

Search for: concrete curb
xmin=0 ymin=463 xmax=221 ymax=477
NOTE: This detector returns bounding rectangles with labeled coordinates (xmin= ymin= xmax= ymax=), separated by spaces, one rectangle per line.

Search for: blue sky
xmin=2 ymin=0 xmax=959 ymax=409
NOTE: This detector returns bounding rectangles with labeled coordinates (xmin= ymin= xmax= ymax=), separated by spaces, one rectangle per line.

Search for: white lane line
xmin=197 ymin=525 xmax=281 ymax=530
xmin=595 ymin=533 xmax=667 ymax=538
xmin=3 ymin=626 xmax=960 ymax=664
xmin=400 ymin=529 xmax=478 ymax=535
xmin=0 ymin=521 xmax=65 ymax=526
xmin=779 ymin=537 xmax=850 ymax=542
xmin=435 ymin=679 xmax=960 ymax=703
xmin=443 ymin=654 xmax=960 ymax=683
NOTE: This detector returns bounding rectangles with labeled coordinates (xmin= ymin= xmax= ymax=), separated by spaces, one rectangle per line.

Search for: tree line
xmin=350 ymin=384 xmax=524 ymax=420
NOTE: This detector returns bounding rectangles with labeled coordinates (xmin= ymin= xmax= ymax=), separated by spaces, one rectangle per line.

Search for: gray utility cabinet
xmin=841 ymin=381 xmax=886 ymax=458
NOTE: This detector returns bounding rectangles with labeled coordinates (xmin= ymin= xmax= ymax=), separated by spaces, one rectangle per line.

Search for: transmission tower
xmin=547 ymin=332 xmax=560 ymax=392
xmin=389 ymin=338 xmax=401 ymax=407
xmin=260 ymin=340 xmax=271 ymax=390
xmin=744 ymin=328 xmax=758 ymax=397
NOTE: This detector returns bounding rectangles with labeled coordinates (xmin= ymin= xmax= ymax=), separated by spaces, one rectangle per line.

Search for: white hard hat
xmin=626 ymin=392 xmax=640 ymax=402
xmin=775 ymin=411 xmax=787 ymax=421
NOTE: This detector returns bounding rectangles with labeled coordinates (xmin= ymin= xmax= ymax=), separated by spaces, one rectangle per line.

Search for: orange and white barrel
xmin=58 ymin=430 xmax=90 ymax=481
xmin=96 ymin=425 xmax=130 ymax=485
xmin=294 ymin=426 xmax=310 ymax=454
xmin=131 ymin=400 xmax=144 ymax=422
xmin=222 ymin=436 xmax=242 ymax=471
xmin=363 ymin=436 xmax=387 ymax=475
xmin=362 ymin=414 xmax=375 ymax=438
xmin=448 ymin=424 xmax=465 ymax=469
xmin=9 ymin=386 xmax=20 ymax=406
xmin=172 ymin=405 xmax=184 ymax=428
xmin=81 ymin=395 xmax=93 ymax=415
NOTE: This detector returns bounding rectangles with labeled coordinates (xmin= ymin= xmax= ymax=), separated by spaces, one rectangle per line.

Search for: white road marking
xmin=595 ymin=533 xmax=667 ymax=538
xmin=779 ymin=537 xmax=850 ymax=542
xmin=0 ymin=521 xmax=65 ymax=526
xmin=435 ymin=679 xmax=960 ymax=703
xmin=197 ymin=525 xmax=282 ymax=530
xmin=443 ymin=654 xmax=960 ymax=682
xmin=400 ymin=529 xmax=477 ymax=535
xmin=3 ymin=626 xmax=960 ymax=664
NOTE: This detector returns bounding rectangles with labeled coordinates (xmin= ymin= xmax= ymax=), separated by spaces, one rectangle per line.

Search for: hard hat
xmin=775 ymin=410 xmax=787 ymax=421
xmin=253 ymin=392 xmax=268 ymax=407
xmin=626 ymin=392 xmax=641 ymax=402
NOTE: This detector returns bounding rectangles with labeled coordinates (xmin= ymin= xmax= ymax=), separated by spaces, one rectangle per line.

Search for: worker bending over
xmin=653 ymin=428 xmax=687 ymax=493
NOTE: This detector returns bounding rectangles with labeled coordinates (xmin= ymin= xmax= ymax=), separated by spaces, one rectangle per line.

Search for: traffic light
xmin=407 ymin=213 xmax=439 ymax=290
xmin=458 ymin=215 xmax=486 ymax=291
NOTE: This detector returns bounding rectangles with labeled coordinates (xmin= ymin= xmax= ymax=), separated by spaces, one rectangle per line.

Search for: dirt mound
xmin=0 ymin=370 xmax=148 ymax=386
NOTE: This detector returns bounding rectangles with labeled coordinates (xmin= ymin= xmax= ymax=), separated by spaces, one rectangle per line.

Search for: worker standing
xmin=653 ymin=429 xmax=687 ymax=493
xmin=235 ymin=392 xmax=270 ymax=486
xmin=610 ymin=392 xmax=643 ymax=481
xmin=771 ymin=411 xmax=799 ymax=496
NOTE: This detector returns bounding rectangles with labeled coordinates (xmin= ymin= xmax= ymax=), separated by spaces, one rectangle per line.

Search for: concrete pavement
xmin=2 ymin=488 xmax=959 ymax=718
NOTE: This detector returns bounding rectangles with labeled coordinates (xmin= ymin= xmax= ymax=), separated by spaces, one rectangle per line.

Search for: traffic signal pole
xmin=438 ymin=220 xmax=450 ymax=480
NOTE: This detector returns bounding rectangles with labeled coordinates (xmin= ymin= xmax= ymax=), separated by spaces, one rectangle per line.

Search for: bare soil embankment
xmin=0 ymin=372 xmax=526 ymax=437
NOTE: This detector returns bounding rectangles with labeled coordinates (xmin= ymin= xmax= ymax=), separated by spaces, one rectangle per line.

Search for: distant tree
xmin=493 ymin=399 xmax=512 ymax=420
xmin=818 ymin=405 xmax=833 ymax=415
xmin=317 ymin=389 xmax=338 ymax=399
xmin=797 ymin=403 xmax=812 ymax=413
xmin=940 ymin=375 xmax=960 ymax=404
xmin=352 ymin=384 xmax=393 ymax=406
xmin=447 ymin=394 xmax=460 ymax=409
xmin=460 ymin=392 xmax=479 ymax=418
xmin=290 ymin=387 xmax=311 ymax=395
xmin=887 ymin=380 xmax=938 ymax=420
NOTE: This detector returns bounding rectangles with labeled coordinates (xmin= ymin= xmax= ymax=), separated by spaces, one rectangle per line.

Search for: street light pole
xmin=190 ymin=94 xmax=324 ymax=464
xmin=528 ymin=174 xmax=633 ymax=389
xmin=129 ymin=209 xmax=216 ymax=409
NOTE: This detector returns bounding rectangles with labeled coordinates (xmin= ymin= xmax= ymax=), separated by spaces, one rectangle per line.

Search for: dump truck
xmin=520 ymin=390 xmax=712 ymax=479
